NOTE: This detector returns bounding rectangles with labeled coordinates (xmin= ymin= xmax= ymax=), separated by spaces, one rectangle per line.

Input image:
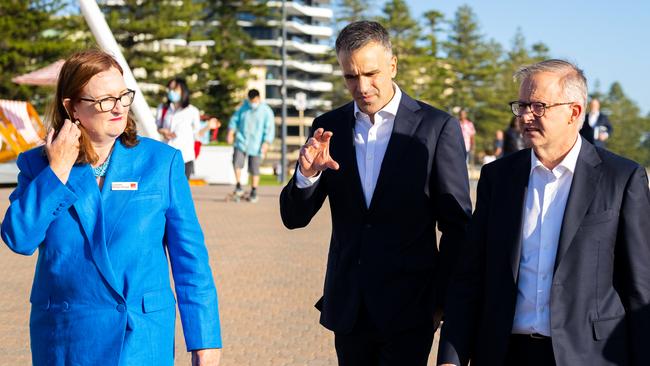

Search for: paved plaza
xmin=0 ymin=184 xmax=447 ymax=365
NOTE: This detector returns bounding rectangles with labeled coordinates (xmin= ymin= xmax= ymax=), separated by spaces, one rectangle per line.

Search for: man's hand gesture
xmin=299 ymin=128 xmax=339 ymax=177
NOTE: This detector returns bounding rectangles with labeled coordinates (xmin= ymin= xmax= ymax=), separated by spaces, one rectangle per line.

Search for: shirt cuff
xmin=295 ymin=167 xmax=321 ymax=188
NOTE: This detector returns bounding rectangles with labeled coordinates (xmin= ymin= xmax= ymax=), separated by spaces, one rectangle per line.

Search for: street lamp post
xmin=279 ymin=0 xmax=288 ymax=183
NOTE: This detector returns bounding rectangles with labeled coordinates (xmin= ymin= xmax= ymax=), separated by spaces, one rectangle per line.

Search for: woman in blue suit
xmin=1 ymin=50 xmax=222 ymax=365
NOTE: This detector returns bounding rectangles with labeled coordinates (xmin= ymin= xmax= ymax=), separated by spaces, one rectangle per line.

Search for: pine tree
xmin=188 ymin=0 xmax=272 ymax=123
xmin=377 ymin=0 xmax=422 ymax=97
xmin=337 ymin=0 xmax=370 ymax=25
xmin=417 ymin=9 xmax=454 ymax=110
xmin=100 ymin=0 xmax=202 ymax=106
xmin=603 ymin=82 xmax=650 ymax=165
xmin=0 ymin=0 xmax=82 ymax=111
xmin=443 ymin=5 xmax=503 ymax=153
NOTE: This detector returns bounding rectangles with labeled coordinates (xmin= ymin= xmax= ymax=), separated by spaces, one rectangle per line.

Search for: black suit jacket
xmin=280 ymin=93 xmax=472 ymax=335
xmin=580 ymin=113 xmax=613 ymax=147
xmin=438 ymin=138 xmax=650 ymax=366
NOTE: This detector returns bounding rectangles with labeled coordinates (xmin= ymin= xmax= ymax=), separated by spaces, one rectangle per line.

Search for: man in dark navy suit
xmin=438 ymin=60 xmax=650 ymax=366
xmin=580 ymin=98 xmax=613 ymax=148
xmin=279 ymin=21 xmax=472 ymax=365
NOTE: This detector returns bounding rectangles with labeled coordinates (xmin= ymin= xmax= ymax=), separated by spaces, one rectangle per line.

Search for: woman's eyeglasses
xmin=79 ymin=89 xmax=135 ymax=112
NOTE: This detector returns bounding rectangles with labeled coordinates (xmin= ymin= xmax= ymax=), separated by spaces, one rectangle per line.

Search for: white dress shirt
xmin=588 ymin=111 xmax=600 ymax=127
xmin=512 ymin=137 xmax=582 ymax=336
xmin=296 ymin=85 xmax=402 ymax=209
xmin=588 ymin=111 xmax=601 ymax=140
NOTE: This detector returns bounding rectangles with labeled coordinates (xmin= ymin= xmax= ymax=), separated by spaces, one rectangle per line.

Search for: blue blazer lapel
xmin=67 ymin=164 xmax=123 ymax=300
xmin=554 ymin=139 xmax=602 ymax=272
xmin=102 ymin=139 xmax=141 ymax=245
xmin=368 ymin=93 xmax=421 ymax=211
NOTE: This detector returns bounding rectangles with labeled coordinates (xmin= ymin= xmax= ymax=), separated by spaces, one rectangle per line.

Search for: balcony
xmin=265 ymin=78 xmax=333 ymax=92
xmin=254 ymin=39 xmax=331 ymax=55
xmin=266 ymin=98 xmax=332 ymax=110
xmin=249 ymin=59 xmax=332 ymax=74
xmin=267 ymin=1 xmax=333 ymax=21
xmin=264 ymin=20 xmax=332 ymax=38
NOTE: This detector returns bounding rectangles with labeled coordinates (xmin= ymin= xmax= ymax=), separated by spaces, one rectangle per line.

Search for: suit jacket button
xmin=116 ymin=304 xmax=127 ymax=312
xmin=364 ymin=224 xmax=372 ymax=229
xmin=61 ymin=301 xmax=69 ymax=311
xmin=358 ymin=259 xmax=362 ymax=265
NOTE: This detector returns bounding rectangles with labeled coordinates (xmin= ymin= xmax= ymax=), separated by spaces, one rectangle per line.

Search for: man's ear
xmin=569 ymin=103 xmax=583 ymax=124
xmin=62 ymin=98 xmax=75 ymax=121
xmin=390 ymin=55 xmax=397 ymax=79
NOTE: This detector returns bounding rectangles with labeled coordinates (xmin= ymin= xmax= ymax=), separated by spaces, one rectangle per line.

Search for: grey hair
xmin=335 ymin=21 xmax=392 ymax=57
xmin=514 ymin=59 xmax=588 ymax=124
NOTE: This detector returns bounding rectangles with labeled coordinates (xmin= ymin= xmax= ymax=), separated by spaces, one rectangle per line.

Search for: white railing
xmin=266 ymin=79 xmax=333 ymax=92
xmin=267 ymin=1 xmax=333 ymax=20
xmin=265 ymin=20 xmax=332 ymax=38
xmin=254 ymin=39 xmax=331 ymax=55
xmin=266 ymin=98 xmax=332 ymax=110
xmin=248 ymin=59 xmax=332 ymax=74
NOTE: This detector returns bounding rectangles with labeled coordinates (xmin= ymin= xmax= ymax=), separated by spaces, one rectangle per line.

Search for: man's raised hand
xmin=298 ymin=128 xmax=339 ymax=177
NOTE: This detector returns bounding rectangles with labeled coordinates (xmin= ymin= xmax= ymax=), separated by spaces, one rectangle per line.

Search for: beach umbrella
xmin=12 ymin=60 xmax=64 ymax=86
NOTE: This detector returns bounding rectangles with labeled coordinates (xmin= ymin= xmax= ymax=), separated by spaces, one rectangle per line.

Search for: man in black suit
xmin=438 ymin=59 xmax=650 ymax=366
xmin=279 ymin=21 xmax=472 ymax=365
xmin=579 ymin=98 xmax=613 ymax=148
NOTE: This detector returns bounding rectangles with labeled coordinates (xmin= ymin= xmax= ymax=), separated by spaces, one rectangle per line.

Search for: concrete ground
xmin=0 ymin=184 xmax=447 ymax=365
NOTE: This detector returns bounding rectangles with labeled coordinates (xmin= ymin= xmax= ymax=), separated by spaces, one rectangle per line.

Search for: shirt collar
xmin=530 ymin=136 xmax=582 ymax=176
xmin=354 ymin=83 xmax=402 ymax=122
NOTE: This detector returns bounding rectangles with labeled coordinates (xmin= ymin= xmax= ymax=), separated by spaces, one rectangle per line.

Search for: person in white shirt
xmin=156 ymin=77 xmax=201 ymax=179
xmin=438 ymin=59 xmax=650 ymax=366
xmin=579 ymin=98 xmax=613 ymax=148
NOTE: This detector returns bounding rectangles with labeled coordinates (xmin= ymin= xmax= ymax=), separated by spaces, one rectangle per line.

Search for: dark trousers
xmin=334 ymin=305 xmax=436 ymax=366
xmin=505 ymin=334 xmax=556 ymax=366
xmin=184 ymin=161 xmax=194 ymax=180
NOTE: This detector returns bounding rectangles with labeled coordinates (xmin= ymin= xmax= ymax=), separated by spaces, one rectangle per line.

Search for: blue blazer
xmin=1 ymin=137 xmax=221 ymax=366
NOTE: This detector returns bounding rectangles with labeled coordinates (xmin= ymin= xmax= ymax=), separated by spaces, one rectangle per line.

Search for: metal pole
xmin=280 ymin=0 xmax=288 ymax=183
xmin=78 ymin=0 xmax=158 ymax=139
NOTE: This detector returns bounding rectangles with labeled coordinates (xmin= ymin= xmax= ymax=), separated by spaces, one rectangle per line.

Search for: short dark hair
xmin=247 ymin=89 xmax=260 ymax=100
xmin=167 ymin=77 xmax=191 ymax=109
xmin=335 ymin=20 xmax=392 ymax=56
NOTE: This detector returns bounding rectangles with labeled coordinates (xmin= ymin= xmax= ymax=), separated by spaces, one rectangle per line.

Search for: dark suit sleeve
xmin=602 ymin=114 xmax=613 ymax=135
xmin=437 ymin=164 xmax=491 ymax=366
xmin=617 ymin=166 xmax=650 ymax=365
xmin=432 ymin=116 xmax=473 ymax=308
xmin=279 ymin=174 xmax=328 ymax=229
xmin=279 ymin=118 xmax=329 ymax=229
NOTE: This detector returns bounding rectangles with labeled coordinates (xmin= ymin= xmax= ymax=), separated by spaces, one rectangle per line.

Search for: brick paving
xmin=0 ymin=184 xmax=449 ymax=365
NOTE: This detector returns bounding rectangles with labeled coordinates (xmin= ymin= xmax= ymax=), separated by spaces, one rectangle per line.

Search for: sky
xmin=382 ymin=0 xmax=650 ymax=115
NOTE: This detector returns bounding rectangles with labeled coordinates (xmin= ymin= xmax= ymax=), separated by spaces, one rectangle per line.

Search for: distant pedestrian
xmin=579 ymin=98 xmax=612 ymax=148
xmin=227 ymin=89 xmax=275 ymax=203
xmin=458 ymin=109 xmax=475 ymax=165
xmin=156 ymin=77 xmax=201 ymax=179
xmin=503 ymin=116 xmax=525 ymax=156
xmin=494 ymin=129 xmax=504 ymax=158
